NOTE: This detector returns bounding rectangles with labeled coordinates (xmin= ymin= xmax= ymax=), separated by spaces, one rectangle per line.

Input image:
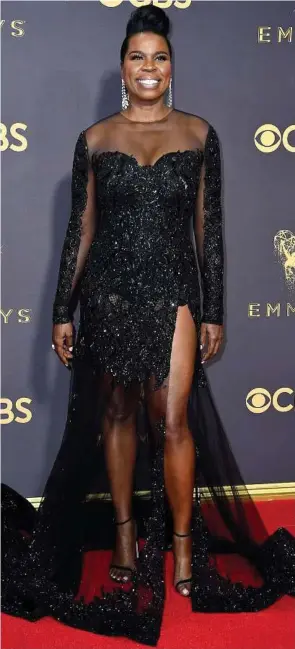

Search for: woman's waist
xmin=88 ymin=235 xmax=196 ymax=269
xmin=82 ymin=258 xmax=199 ymax=306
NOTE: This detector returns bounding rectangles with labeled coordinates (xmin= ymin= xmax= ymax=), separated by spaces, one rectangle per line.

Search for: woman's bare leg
xmin=165 ymin=305 xmax=196 ymax=528
xmin=146 ymin=305 xmax=197 ymax=595
xmin=103 ymin=380 xmax=140 ymax=581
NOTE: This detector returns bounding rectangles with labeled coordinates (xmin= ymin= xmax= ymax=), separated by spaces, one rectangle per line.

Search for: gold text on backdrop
xmin=0 ymin=124 xmax=28 ymax=152
xmin=254 ymin=124 xmax=295 ymax=153
xmin=246 ymin=388 xmax=294 ymax=414
xmin=248 ymin=303 xmax=295 ymax=318
xmin=248 ymin=231 xmax=295 ymax=318
xmin=257 ymin=26 xmax=293 ymax=43
xmin=0 ymin=309 xmax=32 ymax=324
xmin=0 ymin=398 xmax=33 ymax=424
xmin=0 ymin=20 xmax=26 ymax=37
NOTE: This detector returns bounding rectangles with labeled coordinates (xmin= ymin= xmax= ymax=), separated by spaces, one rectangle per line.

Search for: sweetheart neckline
xmin=96 ymin=148 xmax=203 ymax=169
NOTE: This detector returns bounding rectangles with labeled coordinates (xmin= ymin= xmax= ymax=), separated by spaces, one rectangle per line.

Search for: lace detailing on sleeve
xmin=194 ymin=124 xmax=224 ymax=325
xmin=52 ymin=131 xmax=96 ymax=324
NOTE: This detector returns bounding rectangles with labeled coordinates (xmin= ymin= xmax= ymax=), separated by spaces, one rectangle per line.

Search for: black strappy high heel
xmin=172 ymin=531 xmax=192 ymax=597
xmin=109 ymin=516 xmax=139 ymax=583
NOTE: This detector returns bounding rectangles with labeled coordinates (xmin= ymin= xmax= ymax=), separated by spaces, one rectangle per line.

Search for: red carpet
xmin=2 ymin=500 xmax=295 ymax=649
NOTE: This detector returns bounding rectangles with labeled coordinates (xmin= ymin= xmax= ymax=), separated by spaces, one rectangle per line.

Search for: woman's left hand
xmin=200 ymin=322 xmax=224 ymax=363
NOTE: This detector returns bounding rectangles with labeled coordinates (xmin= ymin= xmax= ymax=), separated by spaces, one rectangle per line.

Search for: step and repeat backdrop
xmin=1 ymin=1 xmax=294 ymax=498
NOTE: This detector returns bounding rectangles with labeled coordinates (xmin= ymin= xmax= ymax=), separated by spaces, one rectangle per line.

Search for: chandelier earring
xmin=166 ymin=77 xmax=173 ymax=108
xmin=121 ymin=79 xmax=129 ymax=110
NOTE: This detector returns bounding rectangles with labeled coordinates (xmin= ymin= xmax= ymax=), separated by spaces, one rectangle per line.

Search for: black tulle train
xmin=2 ymin=353 xmax=295 ymax=646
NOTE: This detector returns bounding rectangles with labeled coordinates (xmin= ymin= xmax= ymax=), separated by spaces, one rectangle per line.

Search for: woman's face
xmin=122 ymin=32 xmax=172 ymax=104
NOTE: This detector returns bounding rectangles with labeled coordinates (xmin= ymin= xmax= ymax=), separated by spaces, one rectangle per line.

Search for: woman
xmin=2 ymin=6 xmax=295 ymax=647
xmin=53 ymin=6 xmax=224 ymax=598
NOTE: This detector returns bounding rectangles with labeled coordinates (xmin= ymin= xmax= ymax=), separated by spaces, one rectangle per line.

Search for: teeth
xmin=137 ymin=79 xmax=159 ymax=86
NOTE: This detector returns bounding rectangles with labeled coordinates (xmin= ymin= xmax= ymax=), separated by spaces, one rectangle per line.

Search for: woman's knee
xmin=104 ymin=386 xmax=139 ymax=425
xmin=105 ymin=402 xmax=133 ymax=424
xmin=165 ymin=413 xmax=190 ymax=444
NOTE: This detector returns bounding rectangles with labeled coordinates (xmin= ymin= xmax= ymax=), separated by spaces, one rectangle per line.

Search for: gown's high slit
xmin=2 ymin=109 xmax=295 ymax=647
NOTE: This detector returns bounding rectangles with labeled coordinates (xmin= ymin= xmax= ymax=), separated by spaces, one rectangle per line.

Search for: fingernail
xmin=200 ymin=344 xmax=203 ymax=349
xmin=183 ymin=588 xmax=189 ymax=596
xmin=69 ymin=346 xmax=73 ymax=352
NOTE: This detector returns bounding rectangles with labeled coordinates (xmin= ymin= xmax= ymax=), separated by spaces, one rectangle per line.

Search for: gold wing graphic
xmin=274 ymin=230 xmax=295 ymax=290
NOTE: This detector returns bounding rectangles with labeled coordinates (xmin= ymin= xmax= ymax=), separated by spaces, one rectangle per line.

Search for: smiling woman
xmin=2 ymin=4 xmax=295 ymax=648
xmin=120 ymin=6 xmax=173 ymax=118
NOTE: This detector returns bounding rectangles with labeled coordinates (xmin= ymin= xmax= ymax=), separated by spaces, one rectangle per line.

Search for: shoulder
xmin=79 ymin=113 xmax=122 ymax=155
xmin=173 ymin=109 xmax=219 ymax=148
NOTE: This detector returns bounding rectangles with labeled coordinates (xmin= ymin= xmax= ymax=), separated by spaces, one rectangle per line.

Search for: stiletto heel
xmin=135 ymin=534 xmax=139 ymax=559
xmin=109 ymin=516 xmax=138 ymax=583
xmin=172 ymin=531 xmax=192 ymax=597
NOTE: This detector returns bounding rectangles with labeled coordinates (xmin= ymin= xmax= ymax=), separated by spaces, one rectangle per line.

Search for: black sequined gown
xmin=2 ymin=109 xmax=295 ymax=647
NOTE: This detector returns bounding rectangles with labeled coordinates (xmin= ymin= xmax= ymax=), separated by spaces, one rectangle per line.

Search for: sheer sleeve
xmin=52 ymin=131 xmax=96 ymax=324
xmin=194 ymin=124 xmax=224 ymax=325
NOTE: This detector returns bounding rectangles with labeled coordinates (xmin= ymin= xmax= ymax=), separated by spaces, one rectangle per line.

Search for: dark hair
xmin=120 ymin=5 xmax=172 ymax=63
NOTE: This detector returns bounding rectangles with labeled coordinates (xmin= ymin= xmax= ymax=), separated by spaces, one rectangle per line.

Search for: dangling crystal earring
xmin=166 ymin=77 xmax=173 ymax=108
xmin=121 ymin=79 xmax=129 ymax=110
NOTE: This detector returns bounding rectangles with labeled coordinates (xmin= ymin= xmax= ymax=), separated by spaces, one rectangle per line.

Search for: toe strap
xmin=175 ymin=577 xmax=192 ymax=589
xmin=109 ymin=564 xmax=134 ymax=572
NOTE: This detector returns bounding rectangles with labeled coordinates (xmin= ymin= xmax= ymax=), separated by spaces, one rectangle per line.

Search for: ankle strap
xmin=115 ymin=516 xmax=132 ymax=526
xmin=173 ymin=531 xmax=191 ymax=538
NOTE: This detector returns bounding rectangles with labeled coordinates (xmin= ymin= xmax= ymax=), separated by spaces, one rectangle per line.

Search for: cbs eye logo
xmin=254 ymin=124 xmax=295 ymax=153
xmin=0 ymin=123 xmax=28 ymax=152
xmin=246 ymin=388 xmax=294 ymax=413
xmin=99 ymin=0 xmax=191 ymax=7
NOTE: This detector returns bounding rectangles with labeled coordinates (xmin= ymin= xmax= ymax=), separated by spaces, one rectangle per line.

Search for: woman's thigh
xmin=101 ymin=373 xmax=141 ymax=425
xmin=145 ymin=305 xmax=197 ymax=429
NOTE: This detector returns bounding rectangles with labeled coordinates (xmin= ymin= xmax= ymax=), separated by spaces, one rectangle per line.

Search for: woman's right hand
xmin=52 ymin=322 xmax=74 ymax=368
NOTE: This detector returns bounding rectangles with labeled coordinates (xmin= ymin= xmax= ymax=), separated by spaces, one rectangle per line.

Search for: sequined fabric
xmin=2 ymin=109 xmax=294 ymax=647
xmin=52 ymin=110 xmax=223 ymax=388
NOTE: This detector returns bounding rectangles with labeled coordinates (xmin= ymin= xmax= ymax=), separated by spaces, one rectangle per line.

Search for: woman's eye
xmin=129 ymin=54 xmax=168 ymax=62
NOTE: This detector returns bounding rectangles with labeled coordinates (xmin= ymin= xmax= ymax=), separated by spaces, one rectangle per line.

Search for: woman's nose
xmin=142 ymin=60 xmax=157 ymax=71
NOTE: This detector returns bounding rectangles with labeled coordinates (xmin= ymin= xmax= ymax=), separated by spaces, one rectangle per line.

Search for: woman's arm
xmin=52 ymin=131 xmax=96 ymax=324
xmin=194 ymin=123 xmax=224 ymax=326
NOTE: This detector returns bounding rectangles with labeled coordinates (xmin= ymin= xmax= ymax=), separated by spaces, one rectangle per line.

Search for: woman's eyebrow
xmin=128 ymin=50 xmax=169 ymax=55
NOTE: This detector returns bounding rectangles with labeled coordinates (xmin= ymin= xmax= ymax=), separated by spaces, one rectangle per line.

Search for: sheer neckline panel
xmin=84 ymin=110 xmax=210 ymax=169
xmin=119 ymin=107 xmax=174 ymax=125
